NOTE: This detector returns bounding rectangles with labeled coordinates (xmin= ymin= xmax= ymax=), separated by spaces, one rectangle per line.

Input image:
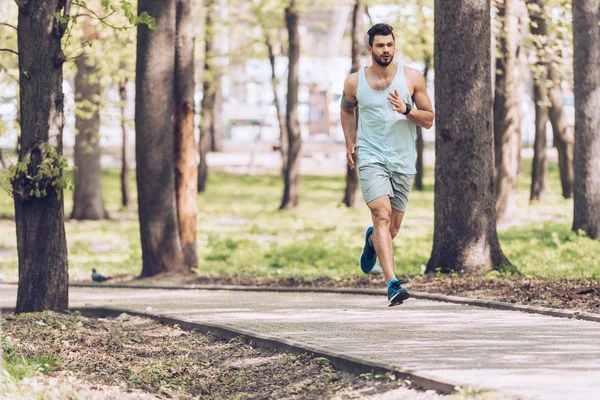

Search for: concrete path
xmin=2 ymin=284 xmax=599 ymax=400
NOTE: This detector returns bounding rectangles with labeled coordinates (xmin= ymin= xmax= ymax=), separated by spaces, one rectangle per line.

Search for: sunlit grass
xmin=0 ymin=159 xmax=598 ymax=282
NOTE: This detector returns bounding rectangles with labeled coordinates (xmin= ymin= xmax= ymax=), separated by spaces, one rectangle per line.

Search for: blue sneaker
xmin=387 ymin=280 xmax=410 ymax=307
xmin=360 ymin=225 xmax=377 ymax=273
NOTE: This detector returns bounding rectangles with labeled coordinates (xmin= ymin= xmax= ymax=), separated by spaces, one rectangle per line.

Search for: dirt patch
xmin=2 ymin=311 xmax=451 ymax=399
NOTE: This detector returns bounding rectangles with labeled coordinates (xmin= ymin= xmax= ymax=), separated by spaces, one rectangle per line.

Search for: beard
xmin=373 ymin=53 xmax=393 ymax=67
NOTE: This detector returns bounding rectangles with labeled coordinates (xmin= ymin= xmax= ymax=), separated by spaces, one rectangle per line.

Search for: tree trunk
xmin=547 ymin=63 xmax=574 ymax=199
xmin=198 ymin=0 xmax=215 ymax=193
xmin=280 ymin=0 xmax=302 ymax=210
xmin=15 ymin=0 xmax=69 ymax=312
xmin=494 ymin=0 xmax=520 ymax=222
xmin=414 ymin=0 xmax=432 ymax=191
xmin=174 ymin=0 xmax=198 ymax=270
xmin=528 ymin=0 xmax=549 ymax=201
xmin=427 ymin=0 xmax=511 ymax=274
xmin=265 ymin=34 xmax=288 ymax=178
xmin=71 ymin=53 xmax=109 ymax=220
xmin=136 ymin=0 xmax=185 ymax=276
xmin=572 ymin=0 xmax=600 ymax=239
xmin=119 ymin=78 xmax=131 ymax=210
xmin=415 ymin=60 xmax=430 ymax=191
xmin=342 ymin=0 xmax=364 ymax=207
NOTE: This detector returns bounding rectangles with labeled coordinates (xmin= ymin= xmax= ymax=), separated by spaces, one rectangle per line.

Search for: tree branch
xmin=0 ymin=22 xmax=17 ymax=31
xmin=71 ymin=2 xmax=134 ymax=30
xmin=0 ymin=48 xmax=18 ymax=56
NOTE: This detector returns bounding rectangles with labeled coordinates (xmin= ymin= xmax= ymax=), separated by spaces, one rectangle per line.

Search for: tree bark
xmin=547 ymin=63 xmax=574 ymax=199
xmin=265 ymin=34 xmax=288 ymax=178
xmin=15 ymin=0 xmax=69 ymax=312
xmin=572 ymin=0 xmax=600 ymax=239
xmin=119 ymin=78 xmax=131 ymax=210
xmin=528 ymin=0 xmax=549 ymax=201
xmin=427 ymin=0 xmax=511 ymax=274
xmin=136 ymin=0 xmax=185 ymax=276
xmin=494 ymin=0 xmax=520 ymax=221
xmin=342 ymin=0 xmax=364 ymax=207
xmin=174 ymin=0 xmax=198 ymax=270
xmin=71 ymin=53 xmax=109 ymax=220
xmin=280 ymin=1 xmax=302 ymax=210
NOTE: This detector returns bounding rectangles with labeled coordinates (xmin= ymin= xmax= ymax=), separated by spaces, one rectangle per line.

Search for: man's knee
xmin=372 ymin=207 xmax=392 ymax=226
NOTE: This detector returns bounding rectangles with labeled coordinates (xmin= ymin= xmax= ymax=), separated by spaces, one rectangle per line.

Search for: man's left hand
xmin=387 ymin=89 xmax=406 ymax=114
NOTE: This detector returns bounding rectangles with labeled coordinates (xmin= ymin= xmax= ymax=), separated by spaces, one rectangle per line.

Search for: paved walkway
xmin=2 ymin=284 xmax=599 ymax=400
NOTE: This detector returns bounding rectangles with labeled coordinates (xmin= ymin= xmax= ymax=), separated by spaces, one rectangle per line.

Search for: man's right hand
xmin=346 ymin=144 xmax=357 ymax=170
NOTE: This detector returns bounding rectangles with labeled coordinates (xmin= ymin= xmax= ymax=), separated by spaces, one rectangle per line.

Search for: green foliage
xmin=3 ymin=143 xmax=73 ymax=201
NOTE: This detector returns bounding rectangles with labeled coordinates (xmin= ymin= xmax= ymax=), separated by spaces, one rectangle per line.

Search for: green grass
xmin=2 ymin=335 xmax=61 ymax=381
xmin=0 ymin=159 xmax=599 ymax=281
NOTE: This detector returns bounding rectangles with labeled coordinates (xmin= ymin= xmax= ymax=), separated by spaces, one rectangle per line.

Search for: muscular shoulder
xmin=343 ymin=73 xmax=359 ymax=97
xmin=404 ymin=65 xmax=425 ymax=87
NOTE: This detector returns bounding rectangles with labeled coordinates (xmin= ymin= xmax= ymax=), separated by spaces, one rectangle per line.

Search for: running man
xmin=340 ymin=23 xmax=434 ymax=306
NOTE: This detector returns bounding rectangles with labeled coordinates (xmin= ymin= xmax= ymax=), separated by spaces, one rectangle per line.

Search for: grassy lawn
xmin=0 ymin=160 xmax=598 ymax=282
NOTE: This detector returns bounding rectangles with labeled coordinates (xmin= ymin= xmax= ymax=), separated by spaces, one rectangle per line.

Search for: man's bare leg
xmin=368 ymin=196 xmax=396 ymax=282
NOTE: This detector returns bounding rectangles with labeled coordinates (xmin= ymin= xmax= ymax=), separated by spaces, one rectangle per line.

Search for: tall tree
xmin=572 ymin=0 xmax=600 ymax=239
xmin=14 ymin=0 xmax=69 ymax=312
xmin=71 ymin=48 xmax=109 ymax=220
xmin=136 ymin=0 xmax=185 ymax=276
xmin=174 ymin=0 xmax=198 ymax=270
xmin=198 ymin=0 xmax=218 ymax=193
xmin=528 ymin=0 xmax=549 ymax=201
xmin=265 ymin=33 xmax=288 ymax=177
xmin=547 ymin=62 xmax=574 ymax=198
xmin=494 ymin=0 xmax=521 ymax=221
xmin=118 ymin=76 xmax=131 ymax=210
xmin=414 ymin=0 xmax=433 ymax=191
xmin=280 ymin=0 xmax=301 ymax=210
xmin=342 ymin=0 xmax=364 ymax=207
xmin=427 ymin=0 xmax=511 ymax=273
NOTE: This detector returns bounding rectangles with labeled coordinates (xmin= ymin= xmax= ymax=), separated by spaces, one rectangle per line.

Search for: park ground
xmin=1 ymin=310 xmax=492 ymax=399
xmin=1 ymin=157 xmax=598 ymax=398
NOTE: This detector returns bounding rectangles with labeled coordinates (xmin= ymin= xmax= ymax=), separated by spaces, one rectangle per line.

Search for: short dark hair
xmin=367 ymin=23 xmax=395 ymax=47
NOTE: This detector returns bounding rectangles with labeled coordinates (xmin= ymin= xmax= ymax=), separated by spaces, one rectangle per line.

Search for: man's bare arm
xmin=387 ymin=70 xmax=434 ymax=129
xmin=341 ymin=74 xmax=359 ymax=169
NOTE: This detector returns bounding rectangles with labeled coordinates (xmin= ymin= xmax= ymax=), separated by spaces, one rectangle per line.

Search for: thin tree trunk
xmin=530 ymin=71 xmax=548 ymax=201
xmin=414 ymin=0 xmax=432 ymax=191
xmin=494 ymin=0 xmax=520 ymax=221
xmin=119 ymin=78 xmax=131 ymax=210
xmin=265 ymin=34 xmax=288 ymax=178
xmin=198 ymin=0 xmax=215 ymax=193
xmin=427 ymin=0 xmax=511 ymax=274
xmin=71 ymin=53 xmax=109 ymax=220
xmin=342 ymin=0 xmax=364 ymax=207
xmin=528 ymin=0 xmax=549 ymax=201
xmin=547 ymin=63 xmax=574 ymax=199
xmin=0 ymin=148 xmax=6 ymax=169
xmin=572 ymin=0 xmax=600 ymax=239
xmin=280 ymin=1 xmax=302 ymax=210
xmin=174 ymin=0 xmax=198 ymax=270
xmin=136 ymin=0 xmax=185 ymax=276
xmin=414 ymin=60 xmax=430 ymax=191
xmin=15 ymin=0 xmax=69 ymax=312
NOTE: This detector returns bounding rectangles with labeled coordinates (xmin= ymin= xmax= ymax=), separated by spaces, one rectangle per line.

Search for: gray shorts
xmin=358 ymin=163 xmax=414 ymax=212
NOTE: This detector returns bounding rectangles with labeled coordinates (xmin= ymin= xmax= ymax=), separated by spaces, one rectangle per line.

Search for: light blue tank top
xmin=357 ymin=63 xmax=417 ymax=174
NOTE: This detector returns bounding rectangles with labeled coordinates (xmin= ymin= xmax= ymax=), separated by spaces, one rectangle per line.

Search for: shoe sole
xmin=388 ymin=290 xmax=410 ymax=307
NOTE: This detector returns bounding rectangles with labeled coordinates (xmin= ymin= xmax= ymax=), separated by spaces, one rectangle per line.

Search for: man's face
xmin=369 ymin=34 xmax=395 ymax=67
